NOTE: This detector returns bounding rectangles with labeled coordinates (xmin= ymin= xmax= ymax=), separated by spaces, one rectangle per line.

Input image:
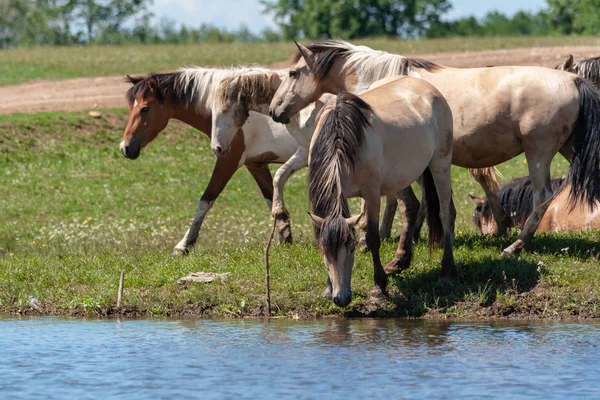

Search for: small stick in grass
xmin=117 ymin=270 xmax=125 ymax=308
xmin=264 ymin=218 xmax=277 ymax=316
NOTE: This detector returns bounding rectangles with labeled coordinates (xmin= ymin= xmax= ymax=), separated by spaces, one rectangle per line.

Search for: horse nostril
xmin=214 ymin=145 xmax=222 ymax=156
xmin=269 ymin=108 xmax=273 ymax=117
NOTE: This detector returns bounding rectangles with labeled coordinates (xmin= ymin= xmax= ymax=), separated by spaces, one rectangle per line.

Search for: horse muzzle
xmin=212 ymin=144 xmax=229 ymax=158
xmin=120 ymin=140 xmax=141 ymax=160
xmin=269 ymin=107 xmax=291 ymax=125
xmin=332 ymin=289 xmax=352 ymax=307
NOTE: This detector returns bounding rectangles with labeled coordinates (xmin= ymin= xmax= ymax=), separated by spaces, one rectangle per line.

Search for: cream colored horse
xmin=305 ymin=78 xmax=455 ymax=307
xmin=270 ymin=41 xmax=600 ymax=262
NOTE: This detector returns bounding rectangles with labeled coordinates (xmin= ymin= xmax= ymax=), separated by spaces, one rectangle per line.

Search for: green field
xmin=1 ymin=110 xmax=599 ymax=318
xmin=3 ymin=36 xmax=600 ymax=86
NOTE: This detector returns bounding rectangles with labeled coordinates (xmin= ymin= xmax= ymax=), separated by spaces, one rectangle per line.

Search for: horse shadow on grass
xmin=453 ymin=232 xmax=600 ymax=258
xmin=386 ymin=230 xmax=600 ymax=258
xmin=345 ymin=255 xmax=540 ymax=318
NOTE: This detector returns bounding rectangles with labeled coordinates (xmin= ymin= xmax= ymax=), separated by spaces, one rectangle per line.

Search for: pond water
xmin=1 ymin=318 xmax=599 ymax=399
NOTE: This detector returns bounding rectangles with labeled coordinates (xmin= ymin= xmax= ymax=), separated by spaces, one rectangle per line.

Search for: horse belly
xmin=243 ymin=113 xmax=299 ymax=163
xmin=451 ymin=123 xmax=523 ymax=168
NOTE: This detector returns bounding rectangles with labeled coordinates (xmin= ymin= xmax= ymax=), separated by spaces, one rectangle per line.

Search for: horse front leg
xmin=363 ymin=192 xmax=387 ymax=297
xmin=502 ymin=159 xmax=553 ymax=256
xmin=469 ymin=167 xmax=511 ymax=236
xmin=172 ymin=154 xmax=243 ymax=256
xmin=269 ymin=147 xmax=308 ymax=244
xmin=384 ymin=186 xmax=419 ymax=275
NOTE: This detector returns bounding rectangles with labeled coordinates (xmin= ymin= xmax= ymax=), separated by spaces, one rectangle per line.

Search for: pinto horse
xmin=120 ymin=67 xmax=300 ymax=255
xmin=471 ymin=177 xmax=600 ymax=235
xmin=305 ymin=82 xmax=455 ymax=306
xmin=209 ymin=70 xmax=330 ymax=228
xmin=270 ymin=40 xmax=600 ymax=263
xmin=208 ymin=69 xmax=399 ymax=244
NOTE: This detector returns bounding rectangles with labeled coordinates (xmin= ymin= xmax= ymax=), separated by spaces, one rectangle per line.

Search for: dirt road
xmin=2 ymin=46 xmax=600 ymax=115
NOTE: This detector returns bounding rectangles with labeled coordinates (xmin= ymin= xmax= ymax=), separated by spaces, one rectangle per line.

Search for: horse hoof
xmin=279 ymin=233 xmax=293 ymax=245
xmin=368 ymin=286 xmax=387 ymax=305
xmin=171 ymin=248 xmax=189 ymax=257
xmin=358 ymin=237 xmax=369 ymax=253
xmin=384 ymin=259 xmax=410 ymax=275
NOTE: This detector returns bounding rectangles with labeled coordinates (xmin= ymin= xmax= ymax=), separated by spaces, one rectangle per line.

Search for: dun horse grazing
xmin=120 ymin=67 xmax=300 ymax=255
xmin=304 ymin=82 xmax=456 ymax=306
xmin=557 ymin=55 xmax=600 ymax=88
xmin=270 ymin=40 xmax=600 ymax=261
xmin=471 ymin=177 xmax=600 ymax=235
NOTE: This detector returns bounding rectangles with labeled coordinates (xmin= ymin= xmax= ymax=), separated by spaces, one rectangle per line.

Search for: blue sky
xmin=151 ymin=0 xmax=548 ymax=33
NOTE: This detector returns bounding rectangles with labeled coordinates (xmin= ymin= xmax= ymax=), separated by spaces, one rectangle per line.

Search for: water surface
xmin=1 ymin=318 xmax=599 ymax=399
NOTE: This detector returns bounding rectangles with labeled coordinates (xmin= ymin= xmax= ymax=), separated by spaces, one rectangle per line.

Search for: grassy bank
xmin=1 ymin=111 xmax=600 ymax=319
xmin=3 ymin=36 xmax=600 ymax=86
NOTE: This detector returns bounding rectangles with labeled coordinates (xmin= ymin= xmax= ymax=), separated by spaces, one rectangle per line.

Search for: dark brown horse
xmin=120 ymin=67 xmax=300 ymax=255
xmin=557 ymin=55 xmax=600 ymax=89
xmin=471 ymin=177 xmax=600 ymax=235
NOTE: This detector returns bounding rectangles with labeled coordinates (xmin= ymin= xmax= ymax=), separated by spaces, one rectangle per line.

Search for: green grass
xmin=1 ymin=110 xmax=600 ymax=318
xmin=3 ymin=36 xmax=600 ymax=86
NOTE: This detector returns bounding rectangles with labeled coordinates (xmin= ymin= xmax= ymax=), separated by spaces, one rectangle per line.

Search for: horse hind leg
xmin=469 ymin=167 xmax=511 ymax=236
xmin=502 ymin=157 xmax=553 ymax=256
xmin=379 ymin=195 xmax=398 ymax=239
xmin=384 ymin=186 xmax=420 ymax=275
xmin=428 ymin=156 xmax=457 ymax=280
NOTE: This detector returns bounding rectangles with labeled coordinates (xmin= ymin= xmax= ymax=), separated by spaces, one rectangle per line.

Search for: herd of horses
xmin=119 ymin=41 xmax=600 ymax=307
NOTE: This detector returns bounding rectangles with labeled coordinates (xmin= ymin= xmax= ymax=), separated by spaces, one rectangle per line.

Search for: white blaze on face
xmin=119 ymin=141 xmax=127 ymax=157
xmin=133 ymin=99 xmax=138 ymax=108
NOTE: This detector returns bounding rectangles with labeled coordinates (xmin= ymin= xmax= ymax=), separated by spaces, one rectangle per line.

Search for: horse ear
xmin=294 ymin=41 xmax=315 ymax=70
xmin=468 ymin=194 xmax=484 ymax=207
xmin=558 ymin=55 xmax=574 ymax=71
xmin=125 ymin=75 xmax=142 ymax=85
xmin=307 ymin=212 xmax=324 ymax=228
xmin=147 ymin=76 xmax=158 ymax=91
xmin=345 ymin=213 xmax=363 ymax=229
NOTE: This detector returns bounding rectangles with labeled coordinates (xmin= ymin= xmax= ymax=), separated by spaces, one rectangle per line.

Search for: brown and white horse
xmin=209 ymin=70 xmax=401 ymax=243
xmin=305 ymin=80 xmax=455 ymax=306
xmin=471 ymin=177 xmax=600 ymax=235
xmin=209 ymin=70 xmax=330 ymax=232
xmin=270 ymin=40 xmax=600 ymax=262
xmin=120 ymin=67 xmax=300 ymax=255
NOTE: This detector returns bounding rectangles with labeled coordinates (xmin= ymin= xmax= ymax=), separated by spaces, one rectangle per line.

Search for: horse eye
xmin=289 ymin=70 xmax=298 ymax=78
xmin=140 ymin=106 xmax=149 ymax=113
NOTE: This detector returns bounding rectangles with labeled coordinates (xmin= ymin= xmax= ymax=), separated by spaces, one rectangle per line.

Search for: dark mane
xmin=308 ymin=92 xmax=372 ymax=257
xmin=480 ymin=177 xmax=567 ymax=228
xmin=125 ymin=71 xmax=194 ymax=107
xmin=573 ymin=57 xmax=600 ymax=89
xmin=408 ymin=58 xmax=442 ymax=73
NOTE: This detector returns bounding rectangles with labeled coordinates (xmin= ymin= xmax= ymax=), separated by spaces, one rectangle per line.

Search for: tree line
xmin=1 ymin=0 xmax=599 ymax=48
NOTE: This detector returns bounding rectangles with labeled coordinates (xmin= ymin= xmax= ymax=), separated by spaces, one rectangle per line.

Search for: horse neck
xmin=171 ymin=105 xmax=212 ymax=138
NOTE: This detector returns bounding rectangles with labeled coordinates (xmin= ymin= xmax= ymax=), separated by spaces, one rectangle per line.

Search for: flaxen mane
xmin=292 ymin=40 xmax=441 ymax=90
xmin=215 ymin=72 xmax=281 ymax=110
xmin=125 ymin=67 xmax=270 ymax=115
xmin=479 ymin=177 xmax=567 ymax=228
xmin=308 ymin=92 xmax=372 ymax=257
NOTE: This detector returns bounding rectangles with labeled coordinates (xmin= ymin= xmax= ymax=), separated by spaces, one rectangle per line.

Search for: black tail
xmin=422 ymin=167 xmax=443 ymax=251
xmin=567 ymin=77 xmax=600 ymax=209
